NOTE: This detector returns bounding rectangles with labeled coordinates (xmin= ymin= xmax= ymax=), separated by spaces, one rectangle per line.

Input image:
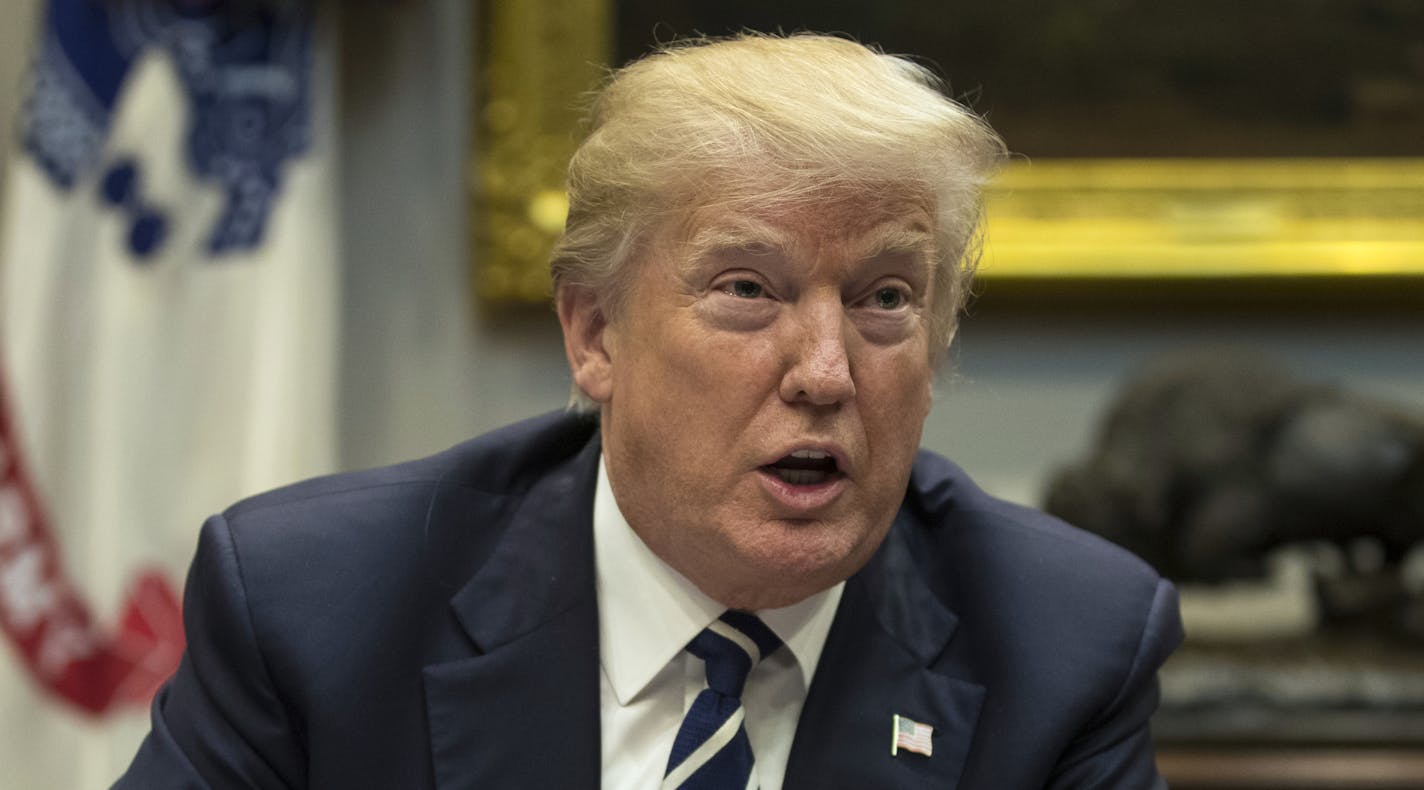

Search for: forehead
xmin=670 ymin=191 xmax=937 ymax=265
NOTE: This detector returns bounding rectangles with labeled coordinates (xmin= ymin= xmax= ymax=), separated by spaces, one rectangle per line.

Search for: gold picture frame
xmin=983 ymin=157 xmax=1424 ymax=281
xmin=471 ymin=0 xmax=610 ymax=305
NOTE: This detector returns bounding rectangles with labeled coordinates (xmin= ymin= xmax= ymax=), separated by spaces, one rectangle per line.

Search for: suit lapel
xmin=784 ymin=510 xmax=985 ymax=790
xmin=422 ymin=436 xmax=603 ymax=790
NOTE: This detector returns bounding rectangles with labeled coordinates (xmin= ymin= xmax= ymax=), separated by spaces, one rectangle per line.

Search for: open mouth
xmin=761 ymin=449 xmax=841 ymax=486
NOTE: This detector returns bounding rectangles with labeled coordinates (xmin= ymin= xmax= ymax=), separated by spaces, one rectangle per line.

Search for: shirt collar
xmin=594 ymin=455 xmax=844 ymax=706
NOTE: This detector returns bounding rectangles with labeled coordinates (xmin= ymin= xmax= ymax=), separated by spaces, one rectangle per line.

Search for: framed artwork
xmin=472 ymin=0 xmax=1424 ymax=302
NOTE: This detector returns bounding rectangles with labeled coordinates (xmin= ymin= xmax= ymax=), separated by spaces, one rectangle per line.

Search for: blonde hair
xmin=552 ymin=33 xmax=1006 ymax=401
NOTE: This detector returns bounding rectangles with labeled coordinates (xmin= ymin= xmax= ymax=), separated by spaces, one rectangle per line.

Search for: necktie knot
xmin=687 ymin=611 xmax=782 ymax=698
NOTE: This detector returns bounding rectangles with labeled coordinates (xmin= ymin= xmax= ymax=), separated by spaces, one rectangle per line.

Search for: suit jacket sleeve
xmin=114 ymin=514 xmax=305 ymax=789
xmin=1047 ymin=577 xmax=1182 ymax=789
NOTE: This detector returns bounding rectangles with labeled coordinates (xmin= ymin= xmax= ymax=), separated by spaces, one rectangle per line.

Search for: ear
xmin=556 ymin=285 xmax=615 ymax=404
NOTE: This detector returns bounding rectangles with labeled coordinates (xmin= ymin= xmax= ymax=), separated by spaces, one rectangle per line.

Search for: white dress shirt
xmin=594 ymin=456 xmax=844 ymax=789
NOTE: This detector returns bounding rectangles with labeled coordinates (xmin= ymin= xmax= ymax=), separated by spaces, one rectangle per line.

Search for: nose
xmin=779 ymin=299 xmax=856 ymax=406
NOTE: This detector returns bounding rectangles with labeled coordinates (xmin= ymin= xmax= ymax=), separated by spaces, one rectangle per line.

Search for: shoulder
xmin=903 ymin=448 xmax=1181 ymax=687
xmin=203 ymin=410 xmax=599 ymax=633
xmin=906 ymin=448 xmax=1166 ymax=592
xmin=182 ymin=410 xmax=601 ymax=684
xmin=899 ymin=450 xmax=1182 ymax=776
xmin=224 ymin=410 xmax=600 ymax=527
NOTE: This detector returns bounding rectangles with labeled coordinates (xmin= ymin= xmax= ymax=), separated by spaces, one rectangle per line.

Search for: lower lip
xmin=756 ymin=469 xmax=849 ymax=513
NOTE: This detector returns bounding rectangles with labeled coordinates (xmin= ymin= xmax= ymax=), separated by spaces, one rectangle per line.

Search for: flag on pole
xmin=0 ymin=0 xmax=337 ymax=786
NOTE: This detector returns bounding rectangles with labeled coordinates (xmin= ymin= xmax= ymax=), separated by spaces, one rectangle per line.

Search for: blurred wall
xmin=0 ymin=0 xmax=42 ymax=195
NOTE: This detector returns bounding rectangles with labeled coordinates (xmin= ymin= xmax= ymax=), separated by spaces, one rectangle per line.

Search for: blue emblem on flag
xmin=21 ymin=0 xmax=313 ymax=257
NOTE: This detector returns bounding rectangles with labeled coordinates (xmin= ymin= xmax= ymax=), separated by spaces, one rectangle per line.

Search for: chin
xmin=713 ymin=527 xmax=875 ymax=609
xmin=717 ymin=586 xmax=820 ymax=612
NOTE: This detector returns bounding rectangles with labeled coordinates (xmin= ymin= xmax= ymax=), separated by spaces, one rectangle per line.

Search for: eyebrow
xmin=845 ymin=225 xmax=937 ymax=292
xmin=855 ymin=225 xmax=936 ymax=267
xmin=681 ymin=219 xmax=793 ymax=265
xmin=678 ymin=216 xmax=937 ymax=281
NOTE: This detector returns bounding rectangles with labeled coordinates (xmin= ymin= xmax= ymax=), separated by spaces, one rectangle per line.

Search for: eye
xmin=871 ymin=286 xmax=906 ymax=310
xmin=723 ymin=279 xmax=764 ymax=299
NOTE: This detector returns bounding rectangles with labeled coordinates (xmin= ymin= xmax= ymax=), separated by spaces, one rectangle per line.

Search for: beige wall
xmin=0 ymin=0 xmax=41 ymax=195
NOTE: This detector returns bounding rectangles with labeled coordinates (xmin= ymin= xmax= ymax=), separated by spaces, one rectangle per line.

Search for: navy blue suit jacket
xmin=116 ymin=411 xmax=1182 ymax=788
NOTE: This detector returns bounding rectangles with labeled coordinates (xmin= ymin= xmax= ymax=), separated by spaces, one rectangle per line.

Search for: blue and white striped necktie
xmin=663 ymin=611 xmax=783 ymax=790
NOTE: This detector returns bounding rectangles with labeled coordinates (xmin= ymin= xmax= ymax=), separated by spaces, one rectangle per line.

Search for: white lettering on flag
xmin=38 ymin=617 xmax=98 ymax=678
xmin=0 ymin=484 xmax=27 ymax=547
xmin=0 ymin=545 xmax=57 ymax=632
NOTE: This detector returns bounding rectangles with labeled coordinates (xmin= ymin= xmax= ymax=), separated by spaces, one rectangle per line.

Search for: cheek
xmin=859 ymin=349 xmax=933 ymax=441
xmin=613 ymin=325 xmax=765 ymax=456
xmin=649 ymin=328 xmax=781 ymax=400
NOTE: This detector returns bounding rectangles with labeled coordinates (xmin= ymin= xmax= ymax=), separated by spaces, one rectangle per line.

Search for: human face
xmin=562 ymin=196 xmax=937 ymax=610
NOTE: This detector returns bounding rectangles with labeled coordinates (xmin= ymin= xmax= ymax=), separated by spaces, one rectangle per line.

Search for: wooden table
xmin=1158 ymin=747 xmax=1424 ymax=789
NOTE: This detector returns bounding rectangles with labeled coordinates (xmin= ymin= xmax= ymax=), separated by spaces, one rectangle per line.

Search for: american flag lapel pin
xmin=891 ymin=714 xmax=934 ymax=757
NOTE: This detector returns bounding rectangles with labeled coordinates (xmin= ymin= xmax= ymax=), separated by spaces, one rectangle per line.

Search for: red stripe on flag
xmin=0 ymin=368 xmax=184 ymax=715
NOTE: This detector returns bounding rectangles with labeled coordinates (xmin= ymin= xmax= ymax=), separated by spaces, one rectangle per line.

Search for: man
xmin=117 ymin=34 xmax=1182 ymax=789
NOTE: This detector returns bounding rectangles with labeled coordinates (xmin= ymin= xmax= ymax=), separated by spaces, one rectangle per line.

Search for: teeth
xmin=789 ymin=449 xmax=830 ymax=460
xmin=773 ymin=468 xmax=829 ymax=486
